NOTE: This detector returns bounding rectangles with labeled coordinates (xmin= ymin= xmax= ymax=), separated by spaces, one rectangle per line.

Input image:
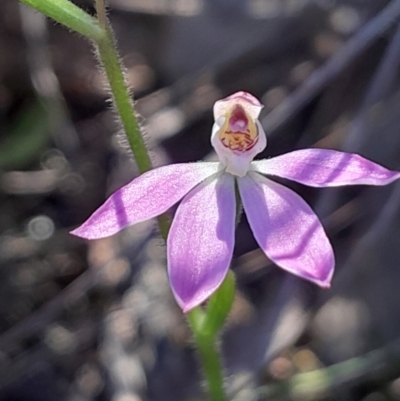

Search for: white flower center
xmin=211 ymin=103 xmax=267 ymax=177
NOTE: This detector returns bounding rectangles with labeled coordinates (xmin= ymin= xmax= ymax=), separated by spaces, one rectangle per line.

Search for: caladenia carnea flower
xmin=71 ymin=91 xmax=400 ymax=312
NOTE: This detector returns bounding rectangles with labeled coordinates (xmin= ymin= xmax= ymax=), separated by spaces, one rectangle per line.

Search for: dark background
xmin=1 ymin=0 xmax=400 ymax=400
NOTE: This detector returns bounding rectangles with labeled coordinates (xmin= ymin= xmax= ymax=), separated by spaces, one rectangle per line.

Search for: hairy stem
xmin=95 ymin=34 xmax=152 ymax=174
xmin=186 ymin=272 xmax=235 ymax=401
xmin=187 ymin=308 xmax=227 ymax=401
xmin=93 ymin=1 xmax=170 ymax=238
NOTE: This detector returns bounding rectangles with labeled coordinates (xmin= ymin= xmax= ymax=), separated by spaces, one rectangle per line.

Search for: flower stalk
xmin=93 ymin=0 xmax=170 ymax=239
xmin=187 ymin=271 xmax=236 ymax=401
xmin=94 ymin=13 xmax=151 ymax=174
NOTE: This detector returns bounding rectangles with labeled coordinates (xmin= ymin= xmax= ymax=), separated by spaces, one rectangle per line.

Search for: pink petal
xmin=70 ymin=162 xmax=219 ymax=239
xmin=238 ymin=172 xmax=334 ymax=287
xmin=168 ymin=173 xmax=235 ymax=312
xmin=252 ymin=148 xmax=400 ymax=187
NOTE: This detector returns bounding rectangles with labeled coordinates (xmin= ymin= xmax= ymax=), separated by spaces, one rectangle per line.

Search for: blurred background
xmin=1 ymin=0 xmax=400 ymax=400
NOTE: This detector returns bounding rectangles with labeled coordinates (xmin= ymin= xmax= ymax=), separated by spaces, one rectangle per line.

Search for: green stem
xmin=19 ymin=0 xmax=104 ymax=41
xmin=95 ymin=33 xmax=152 ymax=174
xmin=187 ymin=308 xmax=227 ymax=401
xmin=93 ymin=3 xmax=170 ymax=239
xmin=187 ymin=272 xmax=235 ymax=401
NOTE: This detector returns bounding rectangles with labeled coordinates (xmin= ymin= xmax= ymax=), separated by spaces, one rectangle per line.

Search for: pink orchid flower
xmin=71 ymin=92 xmax=400 ymax=312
